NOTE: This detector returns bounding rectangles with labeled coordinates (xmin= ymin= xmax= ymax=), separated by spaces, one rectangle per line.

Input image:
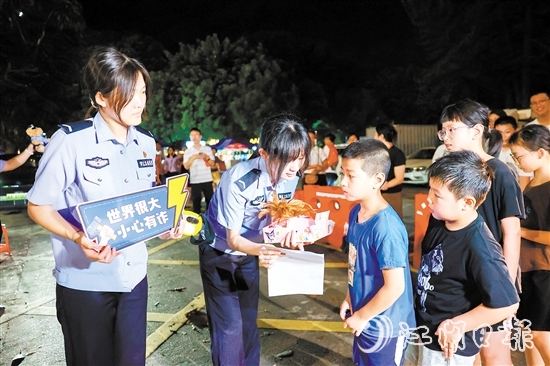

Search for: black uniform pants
xmin=56 ymin=277 xmax=148 ymax=366
xmin=199 ymin=244 xmax=260 ymax=366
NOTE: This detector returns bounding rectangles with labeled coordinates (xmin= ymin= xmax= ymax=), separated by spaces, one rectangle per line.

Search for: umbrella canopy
xmin=212 ymin=138 xmax=250 ymax=150
xmin=225 ymin=142 xmax=249 ymax=150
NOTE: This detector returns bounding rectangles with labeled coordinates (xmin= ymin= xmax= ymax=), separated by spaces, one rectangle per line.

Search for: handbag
xmin=304 ymin=173 xmax=318 ymax=184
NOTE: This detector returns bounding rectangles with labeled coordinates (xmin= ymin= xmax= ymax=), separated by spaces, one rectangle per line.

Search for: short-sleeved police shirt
xmin=26 ymin=114 xmax=157 ymax=292
xmin=205 ymin=157 xmax=298 ymax=255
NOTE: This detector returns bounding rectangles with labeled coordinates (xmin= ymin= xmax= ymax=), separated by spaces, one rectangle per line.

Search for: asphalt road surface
xmin=0 ymin=185 xmax=526 ymax=365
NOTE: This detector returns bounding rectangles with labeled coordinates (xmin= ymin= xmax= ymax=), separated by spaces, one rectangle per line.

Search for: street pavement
xmin=0 ymin=186 xmax=527 ymax=365
xmin=1 ymin=207 xmax=354 ymax=365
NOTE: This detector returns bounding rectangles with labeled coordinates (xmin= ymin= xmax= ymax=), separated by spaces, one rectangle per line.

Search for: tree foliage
xmin=0 ymin=0 xmax=86 ymax=151
xmin=391 ymin=0 xmax=550 ymax=125
xmin=144 ymin=34 xmax=300 ymax=142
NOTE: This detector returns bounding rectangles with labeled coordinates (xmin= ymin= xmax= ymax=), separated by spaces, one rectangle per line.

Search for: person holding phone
xmin=183 ymin=128 xmax=215 ymax=214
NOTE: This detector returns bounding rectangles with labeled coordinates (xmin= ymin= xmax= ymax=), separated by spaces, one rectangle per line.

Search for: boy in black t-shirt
xmin=407 ymin=151 xmax=520 ymax=365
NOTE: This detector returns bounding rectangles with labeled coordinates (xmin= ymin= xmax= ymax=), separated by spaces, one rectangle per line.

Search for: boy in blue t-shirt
xmin=339 ymin=139 xmax=415 ymax=366
xmin=409 ymin=150 xmax=520 ymax=365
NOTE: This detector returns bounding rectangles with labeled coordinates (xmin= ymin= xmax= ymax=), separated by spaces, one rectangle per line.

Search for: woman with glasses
xmin=434 ymin=99 xmax=525 ymax=366
xmin=509 ymin=124 xmax=550 ymax=366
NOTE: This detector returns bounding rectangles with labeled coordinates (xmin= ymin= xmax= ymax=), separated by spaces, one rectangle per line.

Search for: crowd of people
xmin=300 ymin=124 xmax=407 ymax=219
xmin=153 ymin=130 xmax=228 ymax=214
xmin=1 ymin=46 xmax=548 ymax=366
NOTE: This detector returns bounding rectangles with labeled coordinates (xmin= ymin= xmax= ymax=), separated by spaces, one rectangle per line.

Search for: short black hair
xmin=489 ymin=108 xmax=507 ymax=119
xmin=530 ymin=89 xmax=550 ymax=99
xmin=341 ymin=138 xmax=390 ymax=178
xmin=190 ymin=127 xmax=202 ymax=135
xmin=494 ymin=116 xmax=518 ymax=130
xmin=347 ymin=132 xmax=359 ymax=141
xmin=323 ymin=133 xmax=335 ymax=142
xmin=427 ymin=150 xmax=493 ymax=208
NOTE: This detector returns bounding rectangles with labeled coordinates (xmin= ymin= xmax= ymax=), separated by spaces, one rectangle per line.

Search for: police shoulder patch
xmin=58 ymin=119 xmax=93 ymax=134
xmin=134 ymin=126 xmax=154 ymax=138
xmin=234 ymin=169 xmax=261 ymax=192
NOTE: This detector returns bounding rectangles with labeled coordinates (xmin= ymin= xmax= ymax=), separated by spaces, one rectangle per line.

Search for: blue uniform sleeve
xmin=214 ymin=170 xmax=248 ymax=231
xmin=27 ymin=129 xmax=77 ymax=206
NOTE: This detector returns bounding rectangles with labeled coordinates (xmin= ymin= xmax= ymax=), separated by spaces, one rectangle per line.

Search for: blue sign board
xmin=77 ymin=174 xmax=190 ymax=250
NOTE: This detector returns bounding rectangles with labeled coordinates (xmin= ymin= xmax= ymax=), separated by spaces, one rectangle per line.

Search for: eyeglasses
xmin=510 ymin=151 xmax=535 ymax=164
xmin=530 ymin=99 xmax=549 ymax=107
xmin=437 ymin=126 xmax=471 ymax=141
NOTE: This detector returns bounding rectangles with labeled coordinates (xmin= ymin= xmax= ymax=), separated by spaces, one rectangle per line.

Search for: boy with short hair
xmin=339 ymin=139 xmax=415 ymax=366
xmin=411 ymin=150 xmax=520 ymax=365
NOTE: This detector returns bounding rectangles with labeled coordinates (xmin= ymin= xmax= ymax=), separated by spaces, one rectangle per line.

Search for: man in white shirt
xmin=183 ymin=128 xmax=215 ymax=213
xmin=301 ymin=130 xmax=327 ymax=187
xmin=527 ymin=90 xmax=550 ymax=130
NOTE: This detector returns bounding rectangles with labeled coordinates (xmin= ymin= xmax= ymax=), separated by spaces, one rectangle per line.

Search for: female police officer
xmin=27 ymin=48 xmax=158 ymax=365
xmin=199 ymin=113 xmax=311 ymax=365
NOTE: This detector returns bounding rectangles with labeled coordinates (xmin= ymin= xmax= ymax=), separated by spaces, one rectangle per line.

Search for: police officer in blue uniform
xmin=27 ymin=48 xmax=160 ymax=366
xmin=199 ymin=113 xmax=311 ymax=365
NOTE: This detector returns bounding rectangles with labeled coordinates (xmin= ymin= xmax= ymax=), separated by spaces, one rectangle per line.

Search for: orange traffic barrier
xmin=303 ymin=185 xmax=358 ymax=248
xmin=0 ymin=223 xmax=11 ymax=256
xmin=413 ymin=193 xmax=430 ymax=269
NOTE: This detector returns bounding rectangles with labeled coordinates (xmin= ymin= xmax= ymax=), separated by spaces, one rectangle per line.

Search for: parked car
xmin=403 ymin=147 xmax=436 ymax=185
xmin=0 ymin=153 xmax=40 ymax=209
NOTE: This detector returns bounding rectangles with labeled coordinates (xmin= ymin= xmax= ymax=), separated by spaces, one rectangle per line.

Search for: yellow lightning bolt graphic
xmin=167 ymin=174 xmax=190 ymax=228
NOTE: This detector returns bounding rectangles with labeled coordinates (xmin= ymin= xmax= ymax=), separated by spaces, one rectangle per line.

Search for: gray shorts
xmin=403 ymin=344 xmax=476 ymax=366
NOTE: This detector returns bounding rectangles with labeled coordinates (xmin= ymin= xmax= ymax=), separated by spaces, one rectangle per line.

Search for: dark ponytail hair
xmin=375 ymin=123 xmax=398 ymax=143
xmin=83 ymin=47 xmax=151 ymax=127
xmin=440 ymin=99 xmax=502 ymax=157
xmin=484 ymin=130 xmax=502 ymax=158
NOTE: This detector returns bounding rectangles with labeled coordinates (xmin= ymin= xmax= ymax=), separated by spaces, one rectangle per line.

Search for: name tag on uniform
xmin=137 ymin=159 xmax=154 ymax=168
xmin=278 ymin=192 xmax=292 ymax=200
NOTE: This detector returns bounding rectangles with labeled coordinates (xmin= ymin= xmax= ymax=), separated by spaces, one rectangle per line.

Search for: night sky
xmin=79 ymin=0 xmax=417 ymax=67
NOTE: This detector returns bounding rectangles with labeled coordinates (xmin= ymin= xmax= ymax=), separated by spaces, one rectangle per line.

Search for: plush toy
xmin=26 ymin=125 xmax=50 ymax=153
